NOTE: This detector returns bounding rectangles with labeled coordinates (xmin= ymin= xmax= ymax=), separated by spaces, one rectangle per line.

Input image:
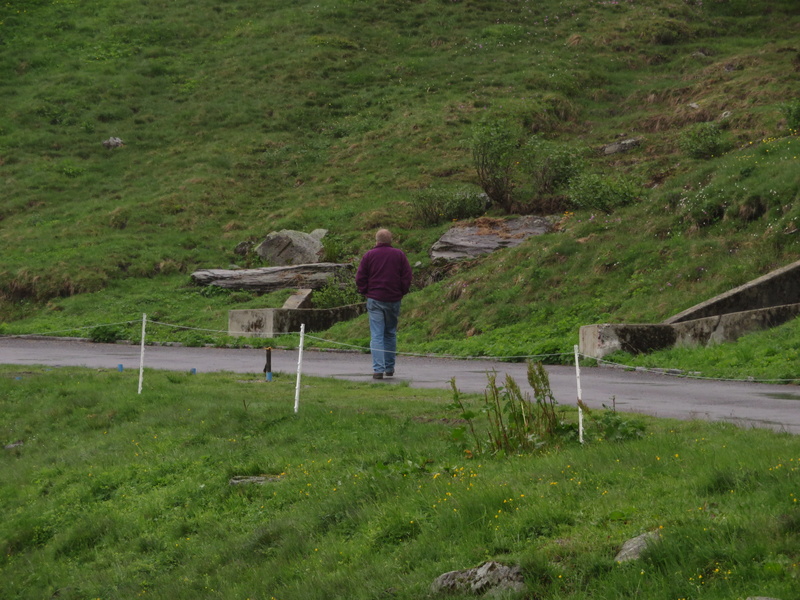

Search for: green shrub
xmin=313 ymin=272 xmax=362 ymax=309
xmin=321 ymin=233 xmax=351 ymax=263
xmin=471 ymin=117 xmax=521 ymax=213
xmin=567 ymin=173 xmax=640 ymax=214
xmin=780 ymin=99 xmax=800 ymax=133
xmin=679 ymin=122 xmax=728 ymax=159
xmin=520 ymin=136 xmax=586 ymax=195
xmin=89 ymin=325 xmax=127 ymax=343
xmin=409 ymin=185 xmax=487 ymax=226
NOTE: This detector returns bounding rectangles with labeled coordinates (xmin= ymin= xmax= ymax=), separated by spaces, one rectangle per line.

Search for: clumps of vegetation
xmin=88 ymin=324 xmax=127 ymax=344
xmin=780 ymin=99 xmax=800 ymax=133
xmin=679 ymin=122 xmax=730 ymax=159
xmin=470 ymin=117 xmax=521 ymax=213
xmin=409 ymin=185 xmax=487 ymax=226
xmin=312 ymin=271 xmax=363 ymax=309
xmin=448 ymin=362 xmax=647 ymax=457
xmin=567 ymin=172 xmax=641 ymax=214
xmin=520 ymin=136 xmax=586 ymax=198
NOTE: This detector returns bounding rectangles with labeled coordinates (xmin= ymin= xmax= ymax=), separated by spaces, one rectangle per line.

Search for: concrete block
xmin=228 ymin=303 xmax=366 ymax=338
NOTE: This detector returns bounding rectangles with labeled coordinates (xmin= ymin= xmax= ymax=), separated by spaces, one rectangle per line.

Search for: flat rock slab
xmin=191 ymin=263 xmax=351 ymax=293
xmin=430 ymin=216 xmax=552 ymax=261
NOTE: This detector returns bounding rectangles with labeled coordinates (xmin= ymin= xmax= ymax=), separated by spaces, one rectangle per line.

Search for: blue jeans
xmin=367 ymin=298 xmax=401 ymax=373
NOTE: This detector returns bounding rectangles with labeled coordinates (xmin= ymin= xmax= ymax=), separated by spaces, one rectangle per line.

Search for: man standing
xmin=356 ymin=228 xmax=413 ymax=380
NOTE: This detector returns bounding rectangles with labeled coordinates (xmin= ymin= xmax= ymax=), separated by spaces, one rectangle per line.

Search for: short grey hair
xmin=376 ymin=228 xmax=392 ymax=244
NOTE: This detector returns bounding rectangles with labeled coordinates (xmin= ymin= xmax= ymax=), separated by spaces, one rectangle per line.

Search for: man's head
xmin=376 ymin=228 xmax=392 ymax=244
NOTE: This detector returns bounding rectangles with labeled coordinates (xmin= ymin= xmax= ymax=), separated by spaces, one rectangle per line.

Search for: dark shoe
xmin=384 ymin=371 xmax=394 ymax=377
xmin=372 ymin=372 xmax=384 ymax=380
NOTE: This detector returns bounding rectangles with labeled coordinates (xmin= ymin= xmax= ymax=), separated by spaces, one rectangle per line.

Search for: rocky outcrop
xmin=431 ymin=561 xmax=525 ymax=596
xmin=430 ymin=216 xmax=552 ymax=262
xmin=601 ymin=138 xmax=641 ymax=155
xmin=255 ymin=229 xmax=328 ymax=266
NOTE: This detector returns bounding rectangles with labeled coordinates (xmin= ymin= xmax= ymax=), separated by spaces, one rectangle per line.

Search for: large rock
xmin=601 ymin=137 xmax=641 ymax=155
xmin=430 ymin=216 xmax=552 ymax=262
xmin=614 ymin=530 xmax=661 ymax=563
xmin=255 ymin=229 xmax=327 ymax=266
xmin=191 ymin=263 xmax=351 ymax=293
xmin=431 ymin=561 xmax=525 ymax=596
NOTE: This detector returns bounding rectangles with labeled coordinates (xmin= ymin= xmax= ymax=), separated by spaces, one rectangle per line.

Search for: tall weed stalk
xmin=449 ymin=361 xmax=563 ymax=456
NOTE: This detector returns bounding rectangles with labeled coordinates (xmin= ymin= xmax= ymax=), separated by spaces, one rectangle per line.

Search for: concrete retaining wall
xmin=579 ymin=258 xmax=800 ymax=359
xmin=580 ymin=303 xmax=800 ymax=359
xmin=665 ymin=258 xmax=800 ymax=324
xmin=228 ymin=303 xmax=366 ymax=338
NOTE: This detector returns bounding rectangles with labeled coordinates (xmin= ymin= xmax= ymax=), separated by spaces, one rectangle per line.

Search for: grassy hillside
xmin=1 ymin=0 xmax=799 ymax=373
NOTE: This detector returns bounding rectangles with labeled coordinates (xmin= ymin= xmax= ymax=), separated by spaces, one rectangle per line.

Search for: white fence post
xmin=294 ymin=324 xmax=305 ymax=413
xmin=574 ymin=344 xmax=584 ymax=444
xmin=138 ymin=314 xmax=147 ymax=395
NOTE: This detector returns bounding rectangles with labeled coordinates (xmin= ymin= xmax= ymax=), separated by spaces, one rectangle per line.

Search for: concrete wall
xmin=580 ymin=303 xmax=800 ymax=359
xmin=579 ymin=258 xmax=800 ymax=359
xmin=228 ymin=303 xmax=366 ymax=338
xmin=664 ymin=258 xmax=800 ymax=324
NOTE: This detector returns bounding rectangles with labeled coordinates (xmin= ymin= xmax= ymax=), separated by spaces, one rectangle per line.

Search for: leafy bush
xmin=89 ymin=325 xmax=127 ymax=344
xmin=471 ymin=117 xmax=521 ymax=213
xmin=567 ymin=172 xmax=640 ymax=214
xmin=313 ymin=272 xmax=362 ymax=309
xmin=780 ymin=99 xmax=800 ymax=132
xmin=679 ymin=122 xmax=728 ymax=159
xmin=409 ymin=185 xmax=487 ymax=226
xmin=520 ymin=136 xmax=586 ymax=195
xmin=321 ymin=233 xmax=351 ymax=263
xmin=587 ymin=407 xmax=646 ymax=442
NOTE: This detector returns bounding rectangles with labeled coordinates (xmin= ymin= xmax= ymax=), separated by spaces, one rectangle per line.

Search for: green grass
xmin=1 ymin=0 xmax=800 ymax=378
xmin=1 ymin=365 xmax=799 ymax=599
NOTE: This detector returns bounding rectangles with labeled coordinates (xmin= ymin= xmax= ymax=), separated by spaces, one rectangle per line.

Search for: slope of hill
xmin=1 ymin=0 xmax=799 ymax=372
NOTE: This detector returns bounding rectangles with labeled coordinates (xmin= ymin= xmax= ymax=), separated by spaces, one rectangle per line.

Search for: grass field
xmin=2 ymin=365 xmax=799 ymax=599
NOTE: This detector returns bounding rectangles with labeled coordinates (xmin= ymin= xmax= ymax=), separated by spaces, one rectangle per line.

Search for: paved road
xmin=2 ymin=337 xmax=799 ymax=433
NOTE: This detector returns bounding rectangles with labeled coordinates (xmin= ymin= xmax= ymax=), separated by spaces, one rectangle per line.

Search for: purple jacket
xmin=356 ymin=243 xmax=412 ymax=302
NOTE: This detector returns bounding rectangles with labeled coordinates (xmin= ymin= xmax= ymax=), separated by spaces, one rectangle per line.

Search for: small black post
xmin=264 ymin=347 xmax=273 ymax=382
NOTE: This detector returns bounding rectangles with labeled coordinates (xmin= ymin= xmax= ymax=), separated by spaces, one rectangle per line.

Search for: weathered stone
xmin=431 ymin=561 xmax=525 ymax=596
xmin=255 ymin=230 xmax=326 ymax=266
xmin=282 ymin=289 xmax=314 ymax=309
xmin=614 ymin=530 xmax=660 ymax=563
xmin=430 ymin=216 xmax=552 ymax=262
xmin=601 ymin=138 xmax=641 ymax=155
xmin=191 ymin=263 xmax=351 ymax=293
xmin=229 ymin=475 xmax=282 ymax=485
xmin=233 ymin=241 xmax=254 ymax=256
xmin=4 ymin=440 xmax=23 ymax=450
xmin=102 ymin=137 xmax=124 ymax=149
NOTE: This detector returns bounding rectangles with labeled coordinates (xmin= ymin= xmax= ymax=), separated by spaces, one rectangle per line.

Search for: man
xmin=356 ymin=228 xmax=413 ymax=380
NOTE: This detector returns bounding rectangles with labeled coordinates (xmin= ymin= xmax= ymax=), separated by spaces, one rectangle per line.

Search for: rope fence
xmin=2 ymin=314 xmax=798 ymax=384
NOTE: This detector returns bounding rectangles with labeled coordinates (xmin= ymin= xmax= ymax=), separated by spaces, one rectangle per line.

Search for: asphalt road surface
xmin=2 ymin=337 xmax=799 ymax=434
